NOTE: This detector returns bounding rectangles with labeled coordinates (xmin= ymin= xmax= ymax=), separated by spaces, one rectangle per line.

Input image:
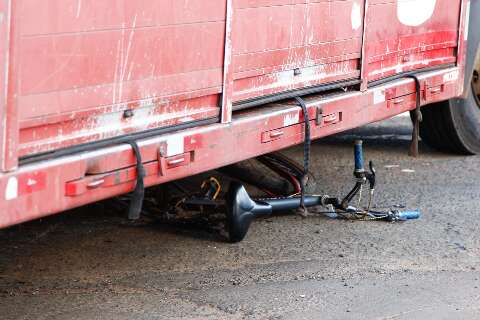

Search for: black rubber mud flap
xmin=405 ymin=75 xmax=422 ymax=157
xmin=126 ymin=141 xmax=146 ymax=220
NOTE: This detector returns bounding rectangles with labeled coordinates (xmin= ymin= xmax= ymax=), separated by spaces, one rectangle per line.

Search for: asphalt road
xmin=1 ymin=115 xmax=479 ymax=320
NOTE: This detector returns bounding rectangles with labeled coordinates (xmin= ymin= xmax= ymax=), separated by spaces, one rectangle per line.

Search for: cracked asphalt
xmin=1 ymin=115 xmax=479 ymax=319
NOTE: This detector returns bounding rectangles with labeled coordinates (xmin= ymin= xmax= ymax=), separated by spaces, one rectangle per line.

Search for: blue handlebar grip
xmin=397 ymin=210 xmax=421 ymax=221
xmin=354 ymin=140 xmax=365 ymax=172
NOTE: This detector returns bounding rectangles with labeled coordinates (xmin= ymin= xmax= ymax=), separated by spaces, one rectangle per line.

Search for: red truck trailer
xmin=0 ymin=0 xmax=478 ymax=228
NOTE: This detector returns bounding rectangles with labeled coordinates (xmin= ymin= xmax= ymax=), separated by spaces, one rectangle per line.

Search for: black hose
xmin=233 ymin=79 xmax=361 ymax=111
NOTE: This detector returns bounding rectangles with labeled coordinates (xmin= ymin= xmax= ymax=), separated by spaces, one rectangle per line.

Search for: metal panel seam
xmin=0 ymin=0 xmax=12 ymax=171
xmin=221 ymin=0 xmax=234 ymax=123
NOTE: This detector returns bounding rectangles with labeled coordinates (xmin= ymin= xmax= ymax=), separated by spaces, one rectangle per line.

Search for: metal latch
xmin=315 ymin=107 xmax=342 ymax=127
xmin=158 ymin=151 xmax=192 ymax=176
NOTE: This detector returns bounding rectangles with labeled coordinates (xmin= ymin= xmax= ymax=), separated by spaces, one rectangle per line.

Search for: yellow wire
xmin=210 ymin=177 xmax=222 ymax=200
xmin=201 ymin=177 xmax=222 ymax=200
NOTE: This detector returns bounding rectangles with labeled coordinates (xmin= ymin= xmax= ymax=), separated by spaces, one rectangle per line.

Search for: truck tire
xmin=419 ymin=66 xmax=480 ymax=155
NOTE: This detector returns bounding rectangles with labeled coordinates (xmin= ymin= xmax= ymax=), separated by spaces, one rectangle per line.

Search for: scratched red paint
xmin=17 ymin=171 xmax=47 ymax=197
xmin=2 ymin=0 xmax=463 ymax=161
xmin=0 ymin=0 xmax=470 ymax=228
xmin=365 ymin=0 xmax=461 ymax=81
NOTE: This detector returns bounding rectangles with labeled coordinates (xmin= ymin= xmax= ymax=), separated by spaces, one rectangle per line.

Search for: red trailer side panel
xmin=231 ymin=0 xmax=364 ymax=102
xmin=365 ymin=0 xmax=461 ymax=81
xmin=0 ymin=0 xmax=467 ymax=172
xmin=16 ymin=0 xmax=227 ymax=157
